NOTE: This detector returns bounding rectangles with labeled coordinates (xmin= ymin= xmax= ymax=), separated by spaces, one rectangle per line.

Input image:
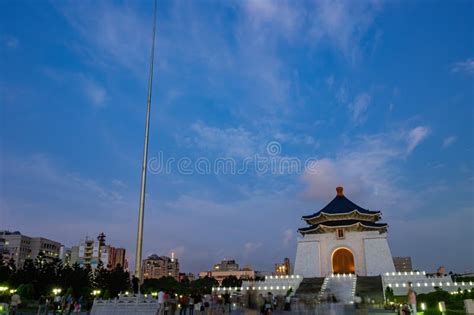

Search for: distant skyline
xmin=1 ymin=1 xmax=473 ymax=274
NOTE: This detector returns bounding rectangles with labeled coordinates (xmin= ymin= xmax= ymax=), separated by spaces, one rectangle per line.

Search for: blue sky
xmin=1 ymin=0 xmax=473 ymax=274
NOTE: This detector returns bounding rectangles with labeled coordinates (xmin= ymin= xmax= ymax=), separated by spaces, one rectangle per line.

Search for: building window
xmin=337 ymin=229 xmax=344 ymax=239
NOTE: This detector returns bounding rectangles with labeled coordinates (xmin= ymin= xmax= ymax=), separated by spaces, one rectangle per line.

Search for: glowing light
xmin=52 ymin=288 xmax=62 ymax=295
xmin=438 ymin=302 xmax=446 ymax=312
xmin=421 ymin=302 xmax=426 ymax=311
xmin=0 ymin=286 xmax=8 ymax=292
xmin=392 ymin=272 xmax=395 ymax=276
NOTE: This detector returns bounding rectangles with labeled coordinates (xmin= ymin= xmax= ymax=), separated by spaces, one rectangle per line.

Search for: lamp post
xmin=134 ymin=0 xmax=158 ymax=282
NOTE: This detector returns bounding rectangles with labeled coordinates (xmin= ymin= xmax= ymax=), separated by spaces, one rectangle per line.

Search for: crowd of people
xmin=154 ymin=289 xmax=238 ymax=315
xmin=7 ymin=291 xmax=90 ymax=314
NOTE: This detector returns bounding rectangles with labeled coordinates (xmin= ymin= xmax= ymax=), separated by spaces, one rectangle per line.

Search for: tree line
xmin=0 ymin=253 xmax=243 ymax=302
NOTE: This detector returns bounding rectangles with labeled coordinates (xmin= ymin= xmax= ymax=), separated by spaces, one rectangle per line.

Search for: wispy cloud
xmin=301 ymin=126 xmax=431 ymax=212
xmin=442 ymin=136 xmax=457 ymax=148
xmin=406 ymin=126 xmax=431 ymax=154
xmin=81 ymin=77 xmax=107 ymax=107
xmin=349 ymin=92 xmax=371 ymax=124
xmin=187 ymin=121 xmax=258 ymax=158
xmin=451 ymin=58 xmax=474 ymax=74
xmin=282 ymin=229 xmax=293 ymax=247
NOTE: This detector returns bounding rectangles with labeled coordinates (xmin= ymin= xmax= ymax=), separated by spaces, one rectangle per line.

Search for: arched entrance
xmin=332 ymin=247 xmax=355 ymax=274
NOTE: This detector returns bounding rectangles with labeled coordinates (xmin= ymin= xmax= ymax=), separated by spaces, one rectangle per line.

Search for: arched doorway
xmin=332 ymin=248 xmax=355 ymax=274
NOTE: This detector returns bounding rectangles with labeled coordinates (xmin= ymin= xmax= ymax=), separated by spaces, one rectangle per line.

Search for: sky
xmin=1 ymin=0 xmax=473 ymax=275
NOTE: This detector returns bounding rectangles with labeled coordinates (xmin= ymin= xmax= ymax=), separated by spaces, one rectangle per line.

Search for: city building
xmin=275 ymin=258 xmax=291 ymax=275
xmin=213 ymin=259 xmax=239 ymax=271
xmin=199 ymin=259 xmax=255 ymax=283
xmin=70 ymin=246 xmax=79 ymax=265
xmin=108 ymin=247 xmax=127 ymax=269
xmin=393 ymin=256 xmax=413 ymax=272
xmin=179 ymin=272 xmax=195 ymax=282
xmin=60 ymin=246 xmax=72 ymax=267
xmin=0 ymin=231 xmax=62 ymax=269
xmin=142 ymin=254 xmax=179 ymax=280
xmin=30 ymin=237 xmax=61 ymax=263
xmin=72 ymin=233 xmax=125 ymax=270
xmin=294 ymin=187 xmax=395 ymax=277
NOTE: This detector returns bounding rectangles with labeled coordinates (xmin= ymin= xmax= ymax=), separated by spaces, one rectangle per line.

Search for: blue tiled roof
xmin=302 ymin=195 xmax=380 ymax=219
xmin=298 ymin=219 xmax=387 ymax=233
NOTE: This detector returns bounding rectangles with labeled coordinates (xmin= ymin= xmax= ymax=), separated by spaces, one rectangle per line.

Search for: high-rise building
xmin=60 ymin=246 xmax=72 ymax=267
xmin=30 ymin=237 xmax=61 ymax=263
xmin=108 ymin=247 xmax=127 ymax=269
xmin=199 ymin=259 xmax=255 ymax=284
xmin=275 ymin=257 xmax=291 ymax=275
xmin=73 ymin=233 xmax=121 ymax=270
xmin=142 ymin=254 xmax=179 ymax=280
xmin=393 ymin=257 xmax=413 ymax=272
xmin=213 ymin=259 xmax=239 ymax=271
xmin=0 ymin=231 xmax=62 ymax=269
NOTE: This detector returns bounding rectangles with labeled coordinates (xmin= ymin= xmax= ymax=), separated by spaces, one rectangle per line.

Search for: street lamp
xmin=0 ymin=286 xmax=8 ymax=293
xmin=52 ymin=288 xmax=62 ymax=295
xmin=92 ymin=290 xmax=101 ymax=296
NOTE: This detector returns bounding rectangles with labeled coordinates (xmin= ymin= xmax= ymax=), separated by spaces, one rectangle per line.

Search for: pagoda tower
xmin=294 ymin=186 xmax=395 ymax=277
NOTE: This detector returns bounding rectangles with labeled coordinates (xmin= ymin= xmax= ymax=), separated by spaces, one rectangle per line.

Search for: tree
xmin=221 ymin=276 xmax=242 ymax=288
xmin=107 ymin=265 xmax=131 ymax=297
xmin=142 ymin=276 xmax=180 ymax=294
xmin=189 ymin=276 xmax=218 ymax=294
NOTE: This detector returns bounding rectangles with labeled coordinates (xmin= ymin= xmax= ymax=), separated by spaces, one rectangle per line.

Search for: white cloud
xmin=442 ymin=136 xmax=457 ymax=148
xmin=451 ymin=58 xmax=474 ymax=74
xmin=310 ymin=0 xmax=383 ymax=63
xmin=243 ymin=242 xmax=263 ymax=256
xmin=282 ymin=229 xmax=293 ymax=246
xmin=301 ymin=126 xmax=431 ymax=211
xmin=349 ymin=92 xmax=371 ymax=123
xmin=55 ymin=2 xmax=150 ymax=74
xmin=189 ymin=121 xmax=257 ymax=157
xmin=82 ymin=78 xmax=107 ymax=107
xmin=406 ymin=126 xmax=430 ymax=154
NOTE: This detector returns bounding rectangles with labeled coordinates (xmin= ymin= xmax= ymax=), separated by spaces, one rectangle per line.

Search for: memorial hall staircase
xmin=355 ymin=275 xmax=384 ymax=304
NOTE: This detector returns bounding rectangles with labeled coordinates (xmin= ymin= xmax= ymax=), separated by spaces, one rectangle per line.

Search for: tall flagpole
xmin=135 ymin=0 xmax=157 ymax=280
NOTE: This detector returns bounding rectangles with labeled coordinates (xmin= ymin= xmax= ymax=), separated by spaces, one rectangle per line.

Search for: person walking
xmin=37 ymin=295 xmax=46 ymax=315
xmin=155 ymin=289 xmax=165 ymax=315
xmin=10 ymin=292 xmax=21 ymax=315
xmin=179 ymin=294 xmax=189 ymax=315
xmin=407 ymin=282 xmax=417 ymax=315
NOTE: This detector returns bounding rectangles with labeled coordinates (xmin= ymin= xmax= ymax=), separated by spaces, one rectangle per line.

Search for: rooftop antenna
xmin=134 ymin=0 xmax=157 ymax=281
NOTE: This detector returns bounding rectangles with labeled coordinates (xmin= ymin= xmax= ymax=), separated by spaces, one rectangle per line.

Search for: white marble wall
xmin=364 ymin=237 xmax=395 ymax=275
xmin=382 ymin=272 xmax=474 ymax=296
xmin=294 ymin=237 xmax=320 ymax=277
xmin=294 ymin=230 xmax=394 ymax=277
xmin=218 ymin=275 xmax=303 ymax=296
